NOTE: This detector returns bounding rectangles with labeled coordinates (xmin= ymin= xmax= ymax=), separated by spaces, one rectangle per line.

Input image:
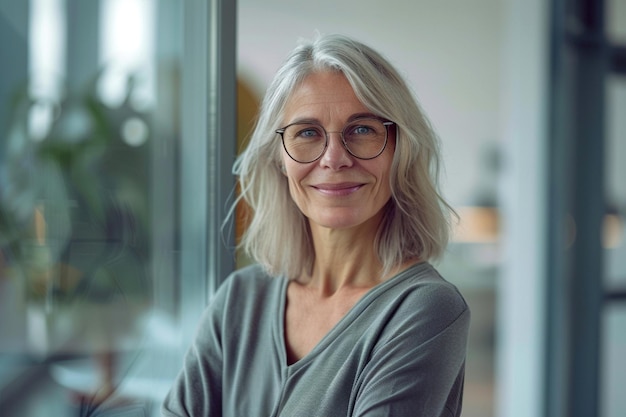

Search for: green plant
xmin=0 ymin=73 xmax=152 ymax=305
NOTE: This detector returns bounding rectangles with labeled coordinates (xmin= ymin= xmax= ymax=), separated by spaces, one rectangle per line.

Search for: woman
xmin=163 ymin=34 xmax=469 ymax=417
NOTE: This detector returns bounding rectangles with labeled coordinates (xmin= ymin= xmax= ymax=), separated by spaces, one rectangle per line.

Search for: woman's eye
xmin=297 ymin=128 xmax=322 ymax=138
xmin=348 ymin=125 xmax=374 ymax=136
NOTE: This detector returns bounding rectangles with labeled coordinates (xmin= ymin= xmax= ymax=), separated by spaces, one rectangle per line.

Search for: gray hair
xmin=232 ymin=34 xmax=453 ymax=279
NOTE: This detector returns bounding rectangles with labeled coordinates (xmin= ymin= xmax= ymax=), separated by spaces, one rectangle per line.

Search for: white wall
xmin=237 ymin=0 xmax=504 ymax=207
xmin=497 ymin=0 xmax=549 ymax=416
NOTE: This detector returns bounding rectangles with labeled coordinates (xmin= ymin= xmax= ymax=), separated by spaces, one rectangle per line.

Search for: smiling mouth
xmin=312 ymin=183 xmax=364 ymax=196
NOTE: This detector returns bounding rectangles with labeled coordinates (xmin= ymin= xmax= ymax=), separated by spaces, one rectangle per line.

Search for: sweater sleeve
xmin=161 ymin=288 xmax=226 ymax=417
xmin=352 ymin=285 xmax=470 ymax=417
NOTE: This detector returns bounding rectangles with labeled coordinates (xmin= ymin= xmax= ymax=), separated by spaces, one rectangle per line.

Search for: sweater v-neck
xmin=274 ymin=261 xmax=429 ymax=370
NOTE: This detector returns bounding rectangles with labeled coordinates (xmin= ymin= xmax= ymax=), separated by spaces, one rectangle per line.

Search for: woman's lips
xmin=312 ymin=182 xmax=364 ymax=196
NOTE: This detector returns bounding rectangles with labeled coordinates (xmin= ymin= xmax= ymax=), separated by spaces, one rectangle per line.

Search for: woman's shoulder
xmin=364 ymin=263 xmax=470 ymax=350
xmin=392 ymin=261 xmax=464 ymax=292
xmin=220 ymin=263 xmax=281 ymax=289
xmin=225 ymin=263 xmax=273 ymax=282
xmin=383 ymin=262 xmax=469 ymax=321
xmin=197 ymin=264 xmax=285 ymax=331
xmin=213 ymin=263 xmax=286 ymax=308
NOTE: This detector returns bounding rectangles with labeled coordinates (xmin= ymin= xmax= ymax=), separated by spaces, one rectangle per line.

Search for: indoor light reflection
xmin=28 ymin=0 xmax=65 ymax=141
xmin=98 ymin=0 xmax=155 ymax=110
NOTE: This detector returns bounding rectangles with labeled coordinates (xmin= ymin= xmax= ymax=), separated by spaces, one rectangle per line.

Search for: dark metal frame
xmin=276 ymin=118 xmax=395 ymax=163
xmin=546 ymin=0 xmax=626 ymax=416
xmin=179 ymin=0 xmax=237 ymax=344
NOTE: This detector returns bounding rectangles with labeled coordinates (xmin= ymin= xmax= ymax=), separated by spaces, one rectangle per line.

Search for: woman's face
xmin=280 ymin=71 xmax=395 ymax=234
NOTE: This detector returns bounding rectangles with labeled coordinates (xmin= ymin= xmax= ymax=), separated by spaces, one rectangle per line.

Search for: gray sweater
xmin=162 ymin=262 xmax=469 ymax=417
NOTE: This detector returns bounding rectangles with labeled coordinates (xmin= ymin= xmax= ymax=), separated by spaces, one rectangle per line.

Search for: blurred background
xmin=0 ymin=0 xmax=624 ymax=416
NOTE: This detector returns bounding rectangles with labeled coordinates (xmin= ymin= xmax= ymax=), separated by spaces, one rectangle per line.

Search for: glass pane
xmin=604 ymin=75 xmax=626 ymax=290
xmin=601 ymin=303 xmax=626 ymax=417
xmin=0 ymin=1 xmax=183 ymax=415
xmin=607 ymin=0 xmax=626 ymax=44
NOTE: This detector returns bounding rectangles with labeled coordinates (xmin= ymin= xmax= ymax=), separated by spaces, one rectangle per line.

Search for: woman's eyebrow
xmin=286 ymin=117 xmax=322 ymax=125
xmin=287 ymin=112 xmax=381 ymax=126
xmin=346 ymin=112 xmax=380 ymax=122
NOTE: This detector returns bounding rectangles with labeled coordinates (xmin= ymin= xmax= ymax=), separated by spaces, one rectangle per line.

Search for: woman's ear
xmin=278 ymin=162 xmax=287 ymax=176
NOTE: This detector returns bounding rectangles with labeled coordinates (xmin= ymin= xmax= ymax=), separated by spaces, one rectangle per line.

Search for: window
xmin=0 ymin=1 xmax=235 ymax=415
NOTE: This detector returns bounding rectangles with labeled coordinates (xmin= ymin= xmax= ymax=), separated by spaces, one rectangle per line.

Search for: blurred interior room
xmin=0 ymin=0 xmax=624 ymax=416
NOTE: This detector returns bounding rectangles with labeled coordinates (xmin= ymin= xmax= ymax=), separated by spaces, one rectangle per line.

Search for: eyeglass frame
xmin=275 ymin=117 xmax=396 ymax=164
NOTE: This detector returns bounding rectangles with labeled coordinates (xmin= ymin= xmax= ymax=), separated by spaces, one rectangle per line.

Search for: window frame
xmin=178 ymin=0 xmax=237 ymax=346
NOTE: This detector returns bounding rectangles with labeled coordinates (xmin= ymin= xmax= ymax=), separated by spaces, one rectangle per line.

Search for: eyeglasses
xmin=276 ymin=117 xmax=395 ymax=164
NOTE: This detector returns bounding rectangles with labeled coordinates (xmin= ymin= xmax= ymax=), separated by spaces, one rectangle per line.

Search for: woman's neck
xmin=302 ymin=220 xmax=382 ymax=294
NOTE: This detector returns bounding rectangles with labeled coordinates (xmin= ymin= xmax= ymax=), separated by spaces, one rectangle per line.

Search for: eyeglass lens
xmin=280 ymin=118 xmax=389 ymax=163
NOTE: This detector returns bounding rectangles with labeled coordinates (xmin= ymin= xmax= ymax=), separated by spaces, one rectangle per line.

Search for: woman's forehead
xmin=282 ymin=72 xmax=369 ymax=123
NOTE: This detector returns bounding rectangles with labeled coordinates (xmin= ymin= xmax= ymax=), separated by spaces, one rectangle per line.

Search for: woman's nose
xmin=319 ymin=132 xmax=353 ymax=169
